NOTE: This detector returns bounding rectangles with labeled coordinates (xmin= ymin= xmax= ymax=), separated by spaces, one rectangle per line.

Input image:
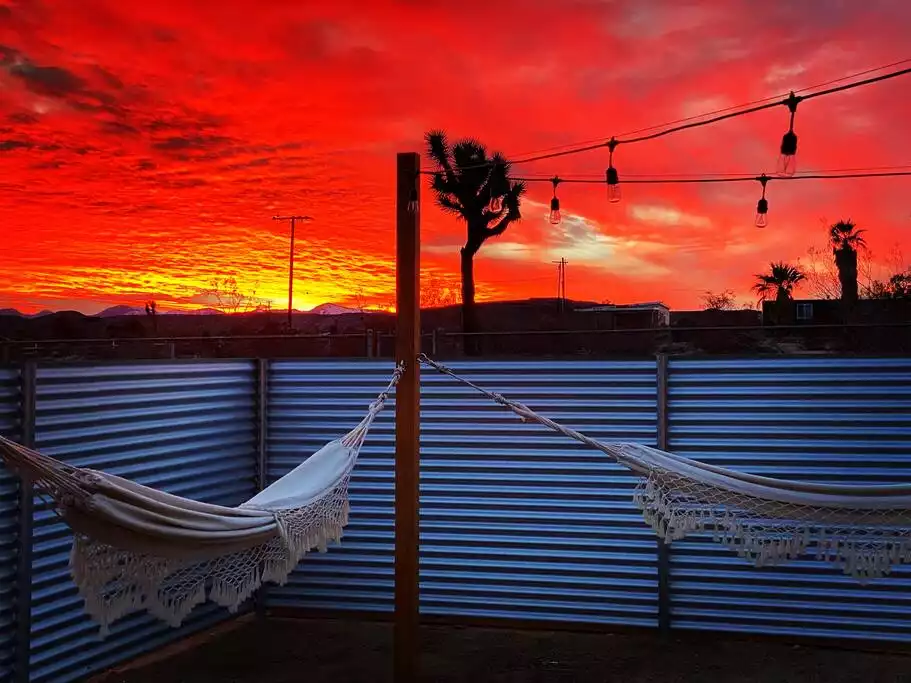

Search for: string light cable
xmin=490 ymin=58 xmax=911 ymax=164
xmin=508 ymin=169 xmax=911 ymax=185
xmin=507 ymin=169 xmax=911 ymax=228
xmin=412 ymin=60 xmax=911 ymax=226
xmin=420 ymin=61 xmax=911 ymax=175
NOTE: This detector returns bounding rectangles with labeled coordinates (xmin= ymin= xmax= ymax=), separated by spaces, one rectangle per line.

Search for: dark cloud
xmin=8 ymin=112 xmax=39 ymax=125
xmin=0 ymin=139 xmax=32 ymax=152
xmin=222 ymin=157 xmax=272 ymax=172
xmin=0 ymin=45 xmax=125 ymax=119
xmin=160 ymin=177 xmax=208 ymax=189
xmin=101 ymin=120 xmax=139 ymax=135
xmin=145 ymin=112 xmax=226 ymax=133
xmin=136 ymin=159 xmax=157 ymax=171
xmin=152 ymin=133 xmax=233 ymax=152
xmin=152 ymin=27 xmax=177 ymax=43
xmin=0 ymin=5 xmax=11 ymax=22
xmin=9 ymin=59 xmax=86 ymax=98
xmin=31 ymin=160 xmax=64 ymax=170
xmin=92 ymin=66 xmax=124 ymax=90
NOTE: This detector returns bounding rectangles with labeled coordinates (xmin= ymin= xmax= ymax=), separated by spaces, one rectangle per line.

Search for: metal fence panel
xmin=667 ymin=357 xmax=911 ymax=642
xmin=0 ymin=369 xmax=20 ymax=683
xmin=29 ymin=361 xmax=258 ymax=683
xmin=265 ymin=360 xmax=396 ymax=612
xmin=265 ymin=359 xmax=659 ymax=628
xmin=420 ymin=360 xmax=659 ymax=627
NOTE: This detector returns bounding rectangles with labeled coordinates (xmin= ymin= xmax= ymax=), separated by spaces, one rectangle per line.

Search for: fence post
xmin=254 ymin=358 xmax=269 ymax=617
xmin=395 ymin=151 xmax=421 ymax=682
xmin=655 ymin=354 xmax=671 ymax=636
xmin=15 ymin=362 xmax=36 ymax=683
xmin=366 ymin=329 xmax=375 ymax=358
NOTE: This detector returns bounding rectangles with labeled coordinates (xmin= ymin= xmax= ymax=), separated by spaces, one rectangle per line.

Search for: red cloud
xmin=1 ymin=0 xmax=910 ymax=313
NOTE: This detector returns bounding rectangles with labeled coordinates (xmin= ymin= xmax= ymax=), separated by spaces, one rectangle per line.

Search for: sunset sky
xmin=2 ymin=0 xmax=910 ymax=315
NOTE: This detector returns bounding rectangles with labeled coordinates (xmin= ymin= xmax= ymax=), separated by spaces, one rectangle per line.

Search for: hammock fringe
xmin=419 ymin=354 xmax=911 ymax=582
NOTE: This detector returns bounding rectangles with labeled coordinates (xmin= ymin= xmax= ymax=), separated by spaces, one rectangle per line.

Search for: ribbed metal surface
xmin=0 ymin=368 xmax=20 ymax=683
xmin=265 ymin=361 xmax=396 ymax=612
xmin=420 ymin=361 xmax=659 ymax=627
xmin=29 ymin=361 xmax=258 ymax=682
xmin=667 ymin=357 xmax=911 ymax=641
xmin=266 ymin=359 xmax=658 ymax=628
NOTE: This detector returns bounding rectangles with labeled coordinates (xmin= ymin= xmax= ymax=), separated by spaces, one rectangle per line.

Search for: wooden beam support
xmin=394 ymin=152 xmax=421 ymax=682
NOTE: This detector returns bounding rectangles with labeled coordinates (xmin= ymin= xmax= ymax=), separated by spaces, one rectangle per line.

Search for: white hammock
xmin=0 ymin=364 xmax=403 ymax=635
xmin=419 ymin=355 xmax=911 ymax=582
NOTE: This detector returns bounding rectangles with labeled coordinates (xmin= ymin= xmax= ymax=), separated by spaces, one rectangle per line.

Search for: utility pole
xmin=272 ymin=214 xmax=312 ymax=330
xmin=552 ymin=258 xmax=568 ymax=312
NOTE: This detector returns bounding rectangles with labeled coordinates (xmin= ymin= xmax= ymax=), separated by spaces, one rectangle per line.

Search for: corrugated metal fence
xmin=666 ymin=357 xmax=911 ymax=641
xmin=0 ymin=368 xmax=20 ymax=683
xmin=418 ymin=361 xmax=658 ymax=627
xmin=1 ymin=356 xmax=911 ymax=682
xmin=1 ymin=361 xmax=260 ymax=683
xmin=266 ymin=357 xmax=911 ymax=643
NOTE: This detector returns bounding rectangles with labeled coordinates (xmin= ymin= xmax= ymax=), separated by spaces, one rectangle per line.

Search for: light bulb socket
xmin=784 ymin=91 xmax=802 ymax=114
xmin=756 ymin=198 xmax=768 ymax=214
xmin=780 ymin=131 xmax=798 ymax=156
xmin=550 ymin=196 xmax=560 ymax=212
xmin=606 ymin=166 xmax=619 ymax=185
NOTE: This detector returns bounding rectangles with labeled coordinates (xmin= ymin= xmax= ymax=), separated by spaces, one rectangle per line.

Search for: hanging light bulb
xmin=407 ymin=185 xmax=419 ymax=214
xmin=549 ymin=177 xmax=562 ymax=225
xmin=776 ymin=92 xmax=801 ymax=177
xmin=754 ymin=174 xmax=769 ymax=228
xmin=606 ymin=167 xmax=621 ymax=203
xmin=605 ymin=137 xmax=621 ymax=203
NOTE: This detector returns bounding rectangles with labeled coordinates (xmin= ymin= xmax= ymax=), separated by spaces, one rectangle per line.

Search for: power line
xmin=272 ymin=214 xmax=312 ymax=330
xmin=552 ymin=258 xmax=568 ymax=312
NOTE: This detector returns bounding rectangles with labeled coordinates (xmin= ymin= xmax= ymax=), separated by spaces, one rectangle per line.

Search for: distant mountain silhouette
xmin=96 ymin=305 xmax=145 ymax=317
xmin=0 ymin=308 xmax=55 ymax=318
xmin=308 ymin=303 xmax=359 ymax=315
xmin=4 ymin=302 xmax=364 ymax=319
xmin=180 ymin=307 xmax=223 ymax=316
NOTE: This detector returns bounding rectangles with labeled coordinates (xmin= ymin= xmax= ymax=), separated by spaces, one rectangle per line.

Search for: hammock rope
xmin=0 ymin=362 xmax=404 ymax=634
xmin=419 ymin=354 xmax=911 ymax=581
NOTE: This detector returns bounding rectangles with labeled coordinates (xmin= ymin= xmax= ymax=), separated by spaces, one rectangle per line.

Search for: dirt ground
xmin=92 ymin=616 xmax=911 ymax=683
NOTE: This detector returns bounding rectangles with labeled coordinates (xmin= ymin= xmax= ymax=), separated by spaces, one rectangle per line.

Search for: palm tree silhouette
xmin=753 ymin=261 xmax=806 ymax=304
xmin=424 ymin=130 xmax=526 ymax=354
xmin=829 ymin=219 xmax=866 ymax=303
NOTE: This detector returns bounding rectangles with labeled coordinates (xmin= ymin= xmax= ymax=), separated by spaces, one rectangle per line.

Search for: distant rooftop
xmin=574 ymin=301 xmax=669 ymax=313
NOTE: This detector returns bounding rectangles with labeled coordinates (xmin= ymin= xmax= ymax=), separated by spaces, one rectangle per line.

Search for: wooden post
xmin=395 ymin=152 xmax=420 ymax=681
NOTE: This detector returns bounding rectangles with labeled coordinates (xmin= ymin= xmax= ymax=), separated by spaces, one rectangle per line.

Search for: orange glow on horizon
xmin=1 ymin=1 xmax=910 ymax=315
